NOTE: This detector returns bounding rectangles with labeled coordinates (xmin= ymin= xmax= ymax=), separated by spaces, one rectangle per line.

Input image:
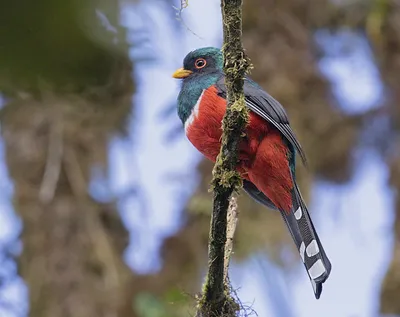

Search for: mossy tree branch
xmin=196 ymin=0 xmax=250 ymax=316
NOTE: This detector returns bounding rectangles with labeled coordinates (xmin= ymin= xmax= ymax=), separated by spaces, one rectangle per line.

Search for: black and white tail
xmin=281 ymin=183 xmax=331 ymax=298
xmin=243 ymin=180 xmax=332 ymax=299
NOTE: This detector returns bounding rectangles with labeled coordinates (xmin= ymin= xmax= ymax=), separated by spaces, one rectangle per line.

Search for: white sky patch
xmin=0 ymin=137 xmax=25 ymax=316
xmin=0 ymin=139 xmax=19 ymax=245
xmin=315 ymin=30 xmax=384 ymax=114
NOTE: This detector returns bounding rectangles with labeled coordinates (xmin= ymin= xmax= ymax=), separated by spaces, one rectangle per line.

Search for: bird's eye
xmin=195 ymin=58 xmax=207 ymax=69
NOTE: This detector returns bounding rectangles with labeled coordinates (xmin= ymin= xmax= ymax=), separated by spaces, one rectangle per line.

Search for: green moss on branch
xmin=196 ymin=0 xmax=250 ymax=316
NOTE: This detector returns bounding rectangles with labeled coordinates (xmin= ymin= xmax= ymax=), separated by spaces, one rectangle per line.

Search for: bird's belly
xmin=185 ymin=107 xmax=224 ymax=162
xmin=184 ymin=87 xmax=267 ymax=168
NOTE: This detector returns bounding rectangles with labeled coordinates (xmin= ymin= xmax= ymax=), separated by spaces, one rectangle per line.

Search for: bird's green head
xmin=172 ymin=47 xmax=223 ymax=79
xmin=173 ymin=47 xmax=223 ymax=124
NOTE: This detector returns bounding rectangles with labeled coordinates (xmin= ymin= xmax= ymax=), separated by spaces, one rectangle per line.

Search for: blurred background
xmin=0 ymin=0 xmax=399 ymax=316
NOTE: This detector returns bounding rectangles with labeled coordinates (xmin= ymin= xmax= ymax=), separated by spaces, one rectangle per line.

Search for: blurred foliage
xmin=134 ymin=290 xmax=194 ymax=317
xmin=0 ymin=0 xmax=130 ymax=96
xmin=0 ymin=0 xmax=136 ymax=316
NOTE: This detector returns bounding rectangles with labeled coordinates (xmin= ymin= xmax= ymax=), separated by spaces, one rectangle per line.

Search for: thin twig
xmin=173 ymin=0 xmax=204 ymax=39
xmin=63 ymin=147 xmax=88 ymax=198
xmin=224 ymin=196 xmax=239 ymax=286
xmin=39 ymin=107 xmax=63 ymax=204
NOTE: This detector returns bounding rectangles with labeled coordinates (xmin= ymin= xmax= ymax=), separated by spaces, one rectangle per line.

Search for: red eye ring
xmin=195 ymin=58 xmax=207 ymax=69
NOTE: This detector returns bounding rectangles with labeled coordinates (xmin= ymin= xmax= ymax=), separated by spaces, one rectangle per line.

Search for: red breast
xmin=185 ymin=85 xmax=294 ymax=212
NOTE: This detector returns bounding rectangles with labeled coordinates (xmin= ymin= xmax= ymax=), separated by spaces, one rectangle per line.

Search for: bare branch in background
xmin=224 ymin=196 xmax=239 ymax=285
xmin=173 ymin=0 xmax=203 ymax=39
xmin=39 ymin=105 xmax=63 ymax=204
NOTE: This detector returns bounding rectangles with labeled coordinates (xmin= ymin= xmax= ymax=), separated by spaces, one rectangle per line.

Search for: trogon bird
xmin=172 ymin=47 xmax=332 ymax=299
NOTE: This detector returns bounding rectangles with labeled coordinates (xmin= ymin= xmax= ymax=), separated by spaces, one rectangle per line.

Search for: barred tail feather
xmin=242 ymin=179 xmax=331 ymax=298
xmin=286 ymin=183 xmax=332 ymax=298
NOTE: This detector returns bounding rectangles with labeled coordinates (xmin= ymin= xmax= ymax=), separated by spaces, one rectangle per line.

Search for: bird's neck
xmin=177 ymin=73 xmax=221 ymax=124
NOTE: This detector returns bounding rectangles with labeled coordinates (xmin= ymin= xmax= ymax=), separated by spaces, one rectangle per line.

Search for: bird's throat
xmin=184 ymin=89 xmax=205 ymax=133
xmin=177 ymin=73 xmax=221 ymax=124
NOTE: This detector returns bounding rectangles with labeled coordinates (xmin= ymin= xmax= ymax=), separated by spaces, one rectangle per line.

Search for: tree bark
xmin=196 ymin=0 xmax=250 ymax=316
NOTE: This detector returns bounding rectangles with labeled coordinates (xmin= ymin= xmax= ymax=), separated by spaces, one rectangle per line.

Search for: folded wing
xmin=215 ymin=76 xmax=307 ymax=166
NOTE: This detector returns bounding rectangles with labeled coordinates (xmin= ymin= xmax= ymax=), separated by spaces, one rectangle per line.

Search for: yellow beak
xmin=172 ymin=67 xmax=193 ymax=79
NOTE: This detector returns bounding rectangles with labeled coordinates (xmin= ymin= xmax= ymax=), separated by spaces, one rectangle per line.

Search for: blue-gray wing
xmin=242 ymin=180 xmax=278 ymax=211
xmin=215 ymin=76 xmax=307 ymax=165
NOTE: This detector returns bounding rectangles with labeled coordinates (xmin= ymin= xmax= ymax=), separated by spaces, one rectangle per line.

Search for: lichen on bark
xmin=195 ymin=0 xmax=250 ymax=316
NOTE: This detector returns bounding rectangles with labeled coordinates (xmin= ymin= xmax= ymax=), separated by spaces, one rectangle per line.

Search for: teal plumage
xmin=177 ymin=48 xmax=223 ymax=123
